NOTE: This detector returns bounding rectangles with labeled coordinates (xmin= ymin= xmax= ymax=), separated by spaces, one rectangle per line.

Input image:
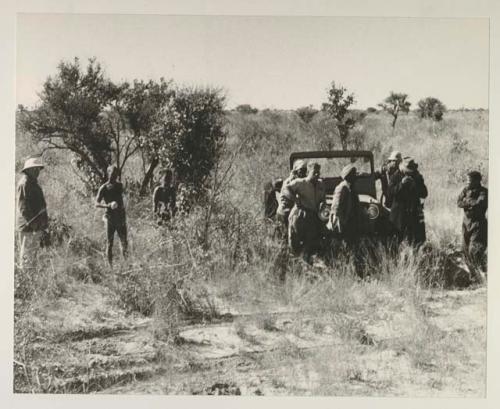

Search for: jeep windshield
xmin=289 ymin=151 xmax=376 ymax=199
xmin=291 ymin=156 xmax=372 ymax=176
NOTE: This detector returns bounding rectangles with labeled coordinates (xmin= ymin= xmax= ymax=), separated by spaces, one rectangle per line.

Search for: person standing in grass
xmin=276 ymin=159 xmax=307 ymax=230
xmin=282 ymin=161 xmax=326 ymax=263
xmin=153 ymin=169 xmax=177 ymax=225
xmin=376 ymin=150 xmax=402 ymax=208
xmin=457 ymin=171 xmax=488 ymax=272
xmin=328 ymin=164 xmax=363 ymax=276
xmin=16 ymin=157 xmax=48 ymax=270
xmin=96 ymin=164 xmax=128 ymax=266
xmin=388 ymin=157 xmax=428 ymax=246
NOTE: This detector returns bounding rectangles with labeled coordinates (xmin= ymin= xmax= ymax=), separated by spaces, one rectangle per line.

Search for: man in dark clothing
xmin=388 ymin=157 xmax=428 ymax=246
xmin=96 ymin=165 xmax=128 ymax=266
xmin=457 ymin=171 xmax=488 ymax=272
xmin=264 ymin=178 xmax=283 ymax=220
xmin=375 ymin=150 xmax=402 ymax=208
xmin=17 ymin=157 xmax=48 ymax=270
xmin=328 ymin=164 xmax=364 ymax=276
xmin=153 ymin=169 xmax=177 ymax=224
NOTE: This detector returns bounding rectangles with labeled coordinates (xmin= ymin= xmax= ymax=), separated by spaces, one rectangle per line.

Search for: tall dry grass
xmin=14 ymin=109 xmax=488 ymax=393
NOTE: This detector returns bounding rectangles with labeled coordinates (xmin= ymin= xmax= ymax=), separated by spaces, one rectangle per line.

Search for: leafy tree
xmin=19 ymin=58 xmax=119 ymax=190
xmin=296 ymin=105 xmax=318 ymax=123
xmin=378 ymin=92 xmax=411 ymax=128
xmin=321 ymin=82 xmax=364 ymax=150
xmin=143 ymin=86 xmax=227 ymax=200
xmin=417 ymin=97 xmax=446 ymax=121
xmin=119 ymin=79 xmax=174 ymax=194
xmin=235 ymin=104 xmax=258 ymax=114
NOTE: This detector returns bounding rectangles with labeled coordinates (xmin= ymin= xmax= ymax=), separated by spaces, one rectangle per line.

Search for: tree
xmin=378 ymin=92 xmax=411 ymax=128
xmin=321 ymin=82 xmax=364 ymax=150
xmin=119 ymin=78 xmax=175 ymax=194
xmin=235 ymin=104 xmax=258 ymax=115
xmin=417 ymin=97 xmax=446 ymax=121
xmin=19 ymin=58 xmax=119 ymax=190
xmin=296 ymin=105 xmax=318 ymax=123
xmin=142 ymin=86 xmax=227 ymax=201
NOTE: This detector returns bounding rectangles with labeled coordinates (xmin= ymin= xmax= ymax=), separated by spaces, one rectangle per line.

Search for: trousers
xmin=17 ymin=231 xmax=43 ymax=270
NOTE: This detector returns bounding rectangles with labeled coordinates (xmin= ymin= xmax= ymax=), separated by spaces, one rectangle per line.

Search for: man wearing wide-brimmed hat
xmin=388 ymin=157 xmax=428 ymax=245
xmin=457 ymin=170 xmax=488 ymax=272
xmin=376 ymin=150 xmax=403 ymax=208
xmin=16 ymin=157 xmax=48 ymax=270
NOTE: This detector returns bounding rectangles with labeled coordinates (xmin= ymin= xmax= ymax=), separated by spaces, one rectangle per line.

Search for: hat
xmin=21 ymin=157 xmax=44 ymax=172
xmin=400 ymin=157 xmax=418 ymax=173
xmin=467 ymin=171 xmax=482 ymax=180
xmin=293 ymin=160 xmax=307 ymax=172
xmin=272 ymin=178 xmax=283 ymax=190
xmin=387 ymin=151 xmax=402 ymax=161
xmin=307 ymin=161 xmax=321 ymax=171
xmin=341 ymin=164 xmax=357 ymax=179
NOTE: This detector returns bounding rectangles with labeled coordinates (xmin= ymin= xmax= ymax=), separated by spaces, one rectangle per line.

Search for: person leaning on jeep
xmin=96 ymin=164 xmax=128 ymax=266
xmin=282 ymin=161 xmax=326 ymax=263
xmin=16 ymin=157 xmax=49 ymax=270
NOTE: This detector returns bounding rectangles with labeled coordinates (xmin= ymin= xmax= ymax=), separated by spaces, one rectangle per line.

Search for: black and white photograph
xmin=8 ymin=4 xmax=494 ymax=400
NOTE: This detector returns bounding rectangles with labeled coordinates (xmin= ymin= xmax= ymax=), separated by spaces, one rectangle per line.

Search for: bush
xmin=417 ymin=97 xmax=446 ymax=121
xmin=296 ymin=105 xmax=318 ymax=123
xmin=235 ymin=104 xmax=258 ymax=114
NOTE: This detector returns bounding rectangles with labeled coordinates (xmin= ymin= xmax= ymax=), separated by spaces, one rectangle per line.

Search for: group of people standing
xmin=15 ymin=150 xmax=488 ymax=274
xmin=266 ymin=150 xmax=488 ymax=274
xmin=16 ymin=159 xmax=176 ymax=269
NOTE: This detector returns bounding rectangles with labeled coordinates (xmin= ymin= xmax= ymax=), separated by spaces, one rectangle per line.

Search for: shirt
xmin=153 ymin=185 xmax=177 ymax=215
xmin=96 ymin=181 xmax=126 ymax=220
xmin=277 ymin=174 xmax=297 ymax=216
xmin=457 ymin=185 xmax=488 ymax=224
xmin=17 ymin=174 xmax=48 ymax=232
xmin=330 ymin=180 xmax=360 ymax=232
xmin=283 ymin=177 xmax=326 ymax=212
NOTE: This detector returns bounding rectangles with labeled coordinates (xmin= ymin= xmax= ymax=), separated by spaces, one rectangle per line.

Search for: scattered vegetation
xmin=14 ymin=59 xmax=488 ymax=395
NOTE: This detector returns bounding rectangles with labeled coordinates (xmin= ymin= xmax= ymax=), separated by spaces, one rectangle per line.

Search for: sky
xmin=16 ymin=14 xmax=489 ymax=110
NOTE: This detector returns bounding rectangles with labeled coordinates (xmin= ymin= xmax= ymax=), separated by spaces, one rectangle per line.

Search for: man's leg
xmin=18 ymin=231 xmax=42 ymax=271
xmin=116 ymin=222 xmax=129 ymax=259
xmin=302 ymin=214 xmax=320 ymax=264
xmin=469 ymin=222 xmax=487 ymax=272
xmin=106 ymin=219 xmax=116 ymax=266
xmin=288 ymin=209 xmax=303 ymax=256
xmin=462 ymin=223 xmax=472 ymax=264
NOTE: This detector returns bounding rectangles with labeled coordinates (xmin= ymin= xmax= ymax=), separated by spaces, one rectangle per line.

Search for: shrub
xmin=235 ymin=104 xmax=258 ymax=114
xmin=417 ymin=97 xmax=446 ymax=121
xmin=296 ymin=105 xmax=318 ymax=123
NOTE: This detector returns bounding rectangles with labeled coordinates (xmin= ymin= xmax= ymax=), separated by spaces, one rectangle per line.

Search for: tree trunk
xmin=391 ymin=115 xmax=397 ymax=128
xmin=139 ymin=156 xmax=159 ymax=196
